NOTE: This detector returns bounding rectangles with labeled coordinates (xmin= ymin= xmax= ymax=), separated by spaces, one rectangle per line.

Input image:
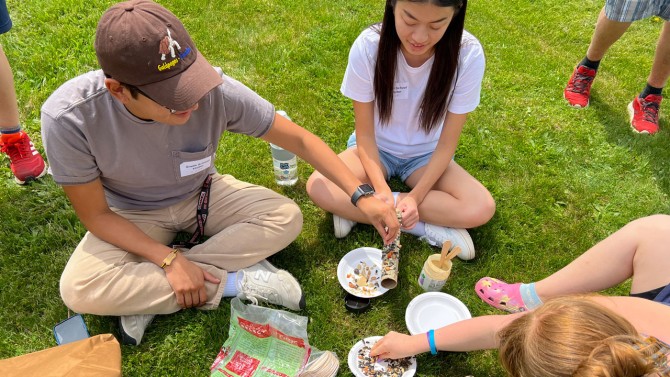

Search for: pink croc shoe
xmin=475 ymin=277 xmax=528 ymax=313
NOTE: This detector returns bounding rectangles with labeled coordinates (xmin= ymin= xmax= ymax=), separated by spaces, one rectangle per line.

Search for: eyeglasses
xmin=127 ymin=85 xmax=177 ymax=114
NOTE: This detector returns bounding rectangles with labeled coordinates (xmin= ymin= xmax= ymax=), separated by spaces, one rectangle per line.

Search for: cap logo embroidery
xmin=157 ymin=28 xmax=192 ymax=72
xmin=159 ymin=28 xmax=181 ymax=61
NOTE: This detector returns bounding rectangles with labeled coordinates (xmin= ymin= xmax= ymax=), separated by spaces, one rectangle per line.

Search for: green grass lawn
xmin=1 ymin=0 xmax=668 ymax=376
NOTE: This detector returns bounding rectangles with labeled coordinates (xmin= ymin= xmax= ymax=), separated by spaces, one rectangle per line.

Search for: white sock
xmin=402 ymin=221 xmax=426 ymax=237
xmin=222 ymin=271 xmax=239 ymax=297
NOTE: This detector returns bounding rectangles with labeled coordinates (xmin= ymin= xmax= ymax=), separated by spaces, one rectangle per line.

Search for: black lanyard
xmin=171 ymin=174 xmax=212 ymax=248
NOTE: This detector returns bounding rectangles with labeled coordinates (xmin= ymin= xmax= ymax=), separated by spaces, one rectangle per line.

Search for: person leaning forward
xmin=40 ymin=0 xmax=400 ymax=346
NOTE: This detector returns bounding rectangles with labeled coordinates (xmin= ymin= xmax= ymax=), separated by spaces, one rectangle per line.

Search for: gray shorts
xmin=605 ymin=0 xmax=670 ymax=22
xmin=346 ymin=132 xmax=433 ymax=182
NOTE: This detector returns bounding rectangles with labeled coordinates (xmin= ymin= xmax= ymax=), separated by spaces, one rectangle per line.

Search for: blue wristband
xmin=427 ymin=329 xmax=437 ymax=355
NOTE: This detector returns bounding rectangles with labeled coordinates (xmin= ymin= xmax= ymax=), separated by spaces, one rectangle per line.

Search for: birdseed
xmin=356 ymin=339 xmax=413 ymax=377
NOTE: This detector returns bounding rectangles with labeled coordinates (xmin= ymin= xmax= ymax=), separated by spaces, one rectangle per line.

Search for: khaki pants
xmin=60 ymin=174 xmax=303 ymax=315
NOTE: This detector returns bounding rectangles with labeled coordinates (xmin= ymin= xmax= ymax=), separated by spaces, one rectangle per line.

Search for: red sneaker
xmin=564 ymin=65 xmax=597 ymax=108
xmin=628 ymin=94 xmax=662 ymax=135
xmin=0 ymin=131 xmax=47 ymax=184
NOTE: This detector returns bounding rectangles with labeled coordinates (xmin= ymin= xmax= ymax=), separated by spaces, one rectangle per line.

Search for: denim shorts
xmin=606 ymin=0 xmax=670 ymax=22
xmin=631 ymin=283 xmax=670 ymax=307
xmin=346 ymin=132 xmax=433 ymax=182
xmin=0 ymin=0 xmax=11 ymax=35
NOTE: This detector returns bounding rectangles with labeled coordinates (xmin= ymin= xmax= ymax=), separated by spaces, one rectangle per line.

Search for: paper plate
xmin=337 ymin=247 xmax=389 ymax=298
xmin=405 ymin=292 xmax=472 ymax=335
xmin=347 ymin=336 xmax=417 ymax=377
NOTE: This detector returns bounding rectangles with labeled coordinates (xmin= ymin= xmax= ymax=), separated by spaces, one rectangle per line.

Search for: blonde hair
xmin=497 ymin=295 xmax=668 ymax=377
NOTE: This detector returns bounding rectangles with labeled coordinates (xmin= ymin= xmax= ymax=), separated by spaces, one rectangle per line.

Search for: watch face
xmin=352 ymin=183 xmax=376 ymax=206
xmin=360 ymin=183 xmax=374 ymax=194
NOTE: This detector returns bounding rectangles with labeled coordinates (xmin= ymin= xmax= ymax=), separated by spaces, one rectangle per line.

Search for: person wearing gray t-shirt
xmin=41 ymin=0 xmax=400 ymax=346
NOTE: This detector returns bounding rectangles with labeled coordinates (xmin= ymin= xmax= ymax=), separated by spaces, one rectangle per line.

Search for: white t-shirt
xmin=341 ymin=27 xmax=485 ymax=158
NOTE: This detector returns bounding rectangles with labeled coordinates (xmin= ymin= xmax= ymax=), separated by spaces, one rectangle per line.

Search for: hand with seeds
xmin=396 ymin=195 xmax=419 ymax=230
xmin=369 ymin=331 xmax=427 ymax=360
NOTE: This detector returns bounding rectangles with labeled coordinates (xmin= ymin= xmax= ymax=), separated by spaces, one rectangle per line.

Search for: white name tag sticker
xmin=393 ymin=82 xmax=409 ymax=99
xmin=180 ymin=156 xmax=212 ymax=177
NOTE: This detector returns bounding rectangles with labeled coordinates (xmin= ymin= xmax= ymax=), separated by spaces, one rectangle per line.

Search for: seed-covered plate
xmin=347 ymin=336 xmax=417 ymax=377
xmin=337 ymin=247 xmax=389 ymax=298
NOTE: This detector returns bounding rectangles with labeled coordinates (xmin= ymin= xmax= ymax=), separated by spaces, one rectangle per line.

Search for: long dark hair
xmin=373 ymin=0 xmax=466 ymax=133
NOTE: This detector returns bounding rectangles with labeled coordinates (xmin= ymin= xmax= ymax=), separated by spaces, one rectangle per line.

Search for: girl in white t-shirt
xmin=306 ymin=0 xmax=494 ymax=260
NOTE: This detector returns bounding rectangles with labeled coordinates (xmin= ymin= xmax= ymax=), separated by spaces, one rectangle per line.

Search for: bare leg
xmin=647 ymin=21 xmax=670 ymax=88
xmin=535 ymin=215 xmax=670 ymax=300
xmin=401 ymin=161 xmax=495 ymax=228
xmin=585 ymin=8 xmax=632 ymax=61
xmin=0 ymin=44 xmax=19 ymax=129
xmin=306 ymin=147 xmax=379 ymax=224
xmin=307 ymin=149 xmax=495 ymax=228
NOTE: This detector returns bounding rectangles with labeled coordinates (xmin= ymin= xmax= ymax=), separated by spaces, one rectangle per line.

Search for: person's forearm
xmin=433 ymin=313 xmax=523 ymax=352
xmin=263 ymin=115 xmax=363 ymax=196
xmin=353 ymin=100 xmax=387 ymax=191
xmin=357 ymin=136 xmax=389 ymax=191
xmin=409 ymin=118 xmax=462 ymax=204
xmin=407 ymin=153 xmax=451 ymax=204
xmin=82 ymin=211 xmax=173 ymax=266
xmin=292 ymin=132 xmax=364 ymax=196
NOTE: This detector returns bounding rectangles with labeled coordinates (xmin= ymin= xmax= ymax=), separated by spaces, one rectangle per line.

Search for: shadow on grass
xmin=589 ymin=93 xmax=670 ymax=199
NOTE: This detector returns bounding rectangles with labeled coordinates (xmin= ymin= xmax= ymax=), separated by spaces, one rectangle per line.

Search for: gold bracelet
xmin=160 ymin=248 xmax=180 ymax=269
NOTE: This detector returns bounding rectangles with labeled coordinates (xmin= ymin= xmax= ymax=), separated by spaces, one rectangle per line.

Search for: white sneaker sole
xmin=451 ymin=228 xmax=476 ymax=261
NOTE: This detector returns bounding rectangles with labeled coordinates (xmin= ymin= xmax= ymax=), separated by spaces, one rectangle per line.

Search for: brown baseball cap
xmin=95 ymin=0 xmax=223 ymax=111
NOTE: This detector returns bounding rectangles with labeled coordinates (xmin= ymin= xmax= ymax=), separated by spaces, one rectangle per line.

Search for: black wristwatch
xmin=351 ymin=183 xmax=375 ymax=207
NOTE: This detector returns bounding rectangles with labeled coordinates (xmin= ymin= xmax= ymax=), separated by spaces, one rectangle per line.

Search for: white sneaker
xmin=118 ymin=314 xmax=155 ymax=346
xmin=238 ymin=260 xmax=305 ymax=310
xmin=301 ymin=351 xmax=339 ymax=377
xmin=333 ymin=214 xmax=356 ymax=238
xmin=420 ymin=224 xmax=476 ymax=261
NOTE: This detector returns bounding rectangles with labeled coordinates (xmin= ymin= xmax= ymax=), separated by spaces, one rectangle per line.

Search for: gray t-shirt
xmin=41 ymin=68 xmax=275 ymax=210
